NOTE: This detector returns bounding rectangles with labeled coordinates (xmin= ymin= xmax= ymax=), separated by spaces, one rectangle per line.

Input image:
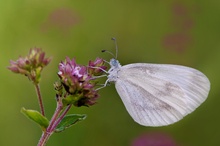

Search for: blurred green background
xmin=1 ymin=0 xmax=219 ymax=146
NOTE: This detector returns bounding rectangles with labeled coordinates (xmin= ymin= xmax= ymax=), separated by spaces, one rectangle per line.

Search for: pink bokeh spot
xmin=163 ymin=33 xmax=192 ymax=53
xmin=41 ymin=8 xmax=80 ymax=34
xmin=131 ymin=132 xmax=179 ymax=146
xmin=162 ymin=1 xmax=196 ymax=53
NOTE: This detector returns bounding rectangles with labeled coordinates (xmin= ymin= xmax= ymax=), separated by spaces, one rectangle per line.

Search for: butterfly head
xmin=109 ymin=58 xmax=121 ymax=68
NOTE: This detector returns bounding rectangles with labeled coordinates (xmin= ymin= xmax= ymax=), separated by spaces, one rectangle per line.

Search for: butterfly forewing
xmin=114 ymin=63 xmax=210 ymax=126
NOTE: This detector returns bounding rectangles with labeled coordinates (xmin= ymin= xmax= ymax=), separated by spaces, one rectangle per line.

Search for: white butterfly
xmin=104 ymin=39 xmax=210 ymax=127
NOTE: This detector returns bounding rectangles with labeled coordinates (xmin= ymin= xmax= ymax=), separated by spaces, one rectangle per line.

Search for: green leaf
xmin=21 ymin=107 xmax=49 ymax=131
xmin=55 ymin=114 xmax=86 ymax=133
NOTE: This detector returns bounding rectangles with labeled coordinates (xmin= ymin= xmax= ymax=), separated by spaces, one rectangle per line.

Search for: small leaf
xmin=21 ymin=107 xmax=49 ymax=131
xmin=55 ymin=114 xmax=86 ymax=133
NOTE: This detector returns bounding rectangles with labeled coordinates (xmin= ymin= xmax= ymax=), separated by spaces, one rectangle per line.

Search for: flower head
xmin=57 ymin=57 xmax=107 ymax=107
xmin=8 ymin=48 xmax=51 ymax=84
xmin=88 ymin=58 xmax=107 ymax=76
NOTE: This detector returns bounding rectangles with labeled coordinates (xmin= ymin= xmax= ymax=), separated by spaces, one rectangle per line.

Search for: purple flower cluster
xmin=57 ymin=57 xmax=107 ymax=107
xmin=8 ymin=48 xmax=51 ymax=84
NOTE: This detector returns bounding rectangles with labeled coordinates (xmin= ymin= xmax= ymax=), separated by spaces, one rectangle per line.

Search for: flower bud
xmin=88 ymin=58 xmax=107 ymax=76
xmin=8 ymin=48 xmax=51 ymax=84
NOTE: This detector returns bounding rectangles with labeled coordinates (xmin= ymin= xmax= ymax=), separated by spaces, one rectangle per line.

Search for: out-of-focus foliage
xmin=1 ymin=0 xmax=219 ymax=146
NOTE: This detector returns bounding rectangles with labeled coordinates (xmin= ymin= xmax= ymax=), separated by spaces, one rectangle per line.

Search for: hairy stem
xmin=47 ymin=102 xmax=63 ymax=132
xmin=37 ymin=131 xmax=51 ymax=146
xmin=35 ymin=84 xmax=45 ymax=116
xmin=51 ymin=104 xmax=72 ymax=130
xmin=37 ymin=102 xmax=63 ymax=146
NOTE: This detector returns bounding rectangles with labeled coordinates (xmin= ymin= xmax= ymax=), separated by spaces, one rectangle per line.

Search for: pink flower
xmin=8 ymin=48 xmax=51 ymax=84
xmin=57 ymin=57 xmax=107 ymax=107
xmin=88 ymin=57 xmax=107 ymax=76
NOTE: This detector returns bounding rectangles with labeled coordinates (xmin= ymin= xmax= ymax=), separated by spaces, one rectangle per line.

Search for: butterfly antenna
xmin=101 ymin=37 xmax=118 ymax=59
xmin=111 ymin=37 xmax=118 ymax=59
xmin=101 ymin=49 xmax=116 ymax=58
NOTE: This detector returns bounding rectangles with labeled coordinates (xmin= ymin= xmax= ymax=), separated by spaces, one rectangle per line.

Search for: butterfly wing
xmin=114 ymin=63 xmax=210 ymax=126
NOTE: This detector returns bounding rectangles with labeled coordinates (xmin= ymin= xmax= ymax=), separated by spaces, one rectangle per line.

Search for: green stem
xmin=35 ymin=84 xmax=45 ymax=116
